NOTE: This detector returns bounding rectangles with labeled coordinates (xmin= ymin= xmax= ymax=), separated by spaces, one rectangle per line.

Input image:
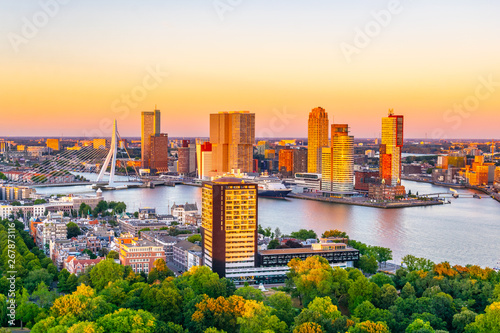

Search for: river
xmin=34 ymin=179 xmax=500 ymax=268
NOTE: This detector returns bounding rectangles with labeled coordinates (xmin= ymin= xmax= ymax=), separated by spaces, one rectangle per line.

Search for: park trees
xmin=322 ymin=229 xmax=349 ymax=239
xmin=290 ymin=229 xmax=317 ymax=241
xmin=97 ymin=308 xmax=156 ymax=333
xmin=357 ymin=255 xmax=379 ymax=275
xmin=147 ymin=258 xmax=174 ymax=284
xmin=288 ymin=256 xmax=336 ymax=306
xmin=89 ymin=258 xmax=125 ymax=291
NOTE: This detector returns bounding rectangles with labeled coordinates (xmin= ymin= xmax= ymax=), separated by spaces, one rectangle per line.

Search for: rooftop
xmin=175 ymin=240 xmax=201 ymax=252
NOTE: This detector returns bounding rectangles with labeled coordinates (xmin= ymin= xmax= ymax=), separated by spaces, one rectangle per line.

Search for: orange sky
xmin=1 ymin=1 xmax=499 ymax=139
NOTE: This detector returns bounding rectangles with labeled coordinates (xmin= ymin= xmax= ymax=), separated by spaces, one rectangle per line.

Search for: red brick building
xmin=64 ymin=256 xmax=105 ymax=275
xmin=150 ymin=134 xmax=169 ymax=173
xmin=354 ymin=170 xmax=379 ymax=191
xmin=117 ymin=236 xmax=166 ymax=274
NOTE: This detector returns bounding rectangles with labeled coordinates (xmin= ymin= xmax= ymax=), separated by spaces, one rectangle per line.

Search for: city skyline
xmin=1 ymin=1 xmax=499 ymax=139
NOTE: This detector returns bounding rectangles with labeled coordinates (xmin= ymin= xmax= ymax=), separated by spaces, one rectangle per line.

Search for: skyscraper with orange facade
xmin=210 ymin=111 xmax=255 ymax=174
xmin=321 ymin=124 xmax=354 ymax=192
xmin=141 ymin=109 xmax=160 ymax=169
xmin=141 ymin=109 xmax=168 ymax=172
xmin=307 ymin=107 xmax=329 ymax=173
xmin=150 ymin=134 xmax=169 ymax=173
xmin=380 ymin=109 xmax=404 ymax=186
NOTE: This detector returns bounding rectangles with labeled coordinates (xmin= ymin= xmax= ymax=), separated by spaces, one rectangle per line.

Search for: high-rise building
xmin=141 ymin=109 xmax=168 ymax=172
xmin=196 ymin=141 xmax=212 ymax=179
xmin=201 ymin=178 xmax=258 ymax=278
xmin=46 ymin=139 xmax=60 ymax=151
xmin=150 ymin=134 xmax=169 ymax=173
xmin=293 ymin=149 xmax=308 ymax=174
xmin=279 ymin=149 xmax=294 ymax=174
xmin=307 ymin=107 xmax=329 ymax=173
xmin=264 ymin=149 xmax=275 ymax=159
xmin=210 ymin=111 xmax=255 ymax=174
xmin=178 ymin=140 xmax=196 ymax=175
xmin=279 ymin=148 xmax=307 ymax=176
xmin=380 ymin=109 xmax=404 ymax=186
xmin=256 ymin=141 xmax=269 ymax=156
xmin=141 ymin=109 xmax=161 ymax=169
xmin=321 ymin=124 xmax=354 ymax=192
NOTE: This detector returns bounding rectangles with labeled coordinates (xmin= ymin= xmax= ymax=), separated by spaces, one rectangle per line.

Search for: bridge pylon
xmin=96 ymin=119 xmax=118 ymax=187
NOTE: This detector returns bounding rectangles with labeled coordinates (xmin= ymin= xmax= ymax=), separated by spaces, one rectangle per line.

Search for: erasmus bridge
xmin=9 ymin=120 xmax=143 ymax=189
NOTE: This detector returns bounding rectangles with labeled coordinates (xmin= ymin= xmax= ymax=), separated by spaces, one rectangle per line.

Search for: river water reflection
xmin=35 ymin=180 xmax=500 ymax=267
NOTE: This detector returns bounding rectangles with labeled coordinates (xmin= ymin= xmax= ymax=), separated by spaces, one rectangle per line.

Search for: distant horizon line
xmin=0 ymin=136 xmax=498 ymax=142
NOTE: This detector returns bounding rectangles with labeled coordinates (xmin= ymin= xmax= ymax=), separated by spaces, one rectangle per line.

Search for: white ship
xmin=244 ymin=175 xmax=292 ymax=198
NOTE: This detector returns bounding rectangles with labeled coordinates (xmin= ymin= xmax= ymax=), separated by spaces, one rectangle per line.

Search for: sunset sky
xmin=0 ymin=0 xmax=499 ymax=139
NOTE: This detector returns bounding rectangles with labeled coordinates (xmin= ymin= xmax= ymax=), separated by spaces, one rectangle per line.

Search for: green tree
xmin=372 ymin=246 xmax=393 ymax=266
xmin=16 ymin=287 xmax=39 ymax=328
xmin=67 ymin=321 xmax=104 ymax=333
xmin=287 ymin=256 xmax=335 ymax=306
xmin=82 ymin=248 xmax=97 ymax=259
xmin=357 ymin=255 xmax=378 ymax=274
xmin=0 ymin=294 xmax=7 ymax=327
xmin=107 ymin=250 xmax=119 ymax=259
xmin=32 ymin=281 xmax=57 ymax=309
xmin=138 ymin=227 xmax=151 ymax=236
xmin=266 ymin=291 xmax=297 ymax=327
xmin=148 ymin=259 xmax=174 ymax=283
xmin=370 ymin=273 xmax=395 ymax=288
xmin=406 ymin=318 xmax=435 ymax=332
xmin=66 ymin=222 xmax=82 ymax=239
xmin=235 ymin=286 xmax=265 ymax=302
xmin=378 ymin=284 xmax=398 ymax=309
xmin=97 ymin=308 xmax=156 ymax=333
xmin=401 ymin=282 xmax=416 ymax=299
xmin=306 ymin=296 xmax=341 ymax=321
xmin=204 ymin=328 xmax=227 ymax=333
xmin=90 ymin=258 xmax=125 ymax=291
xmin=349 ymin=320 xmax=390 ymax=333
xmin=453 ymin=308 xmax=477 ymax=333
xmin=51 ymin=285 xmax=113 ymax=322
xmin=290 ymin=229 xmax=317 ymax=240
xmin=175 ymin=266 xmax=233 ymax=298
xmin=155 ymin=321 xmax=188 ymax=333
xmin=402 ymin=255 xmax=435 ymax=271
xmin=65 ymin=274 xmax=79 ymax=293
xmin=237 ymin=302 xmax=288 ymax=333
xmin=100 ymin=279 xmax=129 ymax=307
xmin=267 ymin=239 xmax=280 ymax=249
xmin=187 ymin=234 xmax=202 ymax=243
xmin=142 ymin=282 xmax=183 ymax=323
xmin=24 ymin=268 xmax=54 ymax=293
xmin=57 ymin=269 xmax=71 ymax=293
xmin=79 ymin=203 xmax=92 ymax=217
xmin=348 ymin=276 xmax=379 ymax=313
xmin=274 ymin=227 xmax=282 ymax=239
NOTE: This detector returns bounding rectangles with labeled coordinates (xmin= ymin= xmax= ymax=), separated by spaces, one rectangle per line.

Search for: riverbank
xmin=288 ymin=192 xmax=443 ymax=209
xmin=401 ymin=176 xmax=466 ymax=188
xmin=402 ymin=176 xmax=500 ymax=203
